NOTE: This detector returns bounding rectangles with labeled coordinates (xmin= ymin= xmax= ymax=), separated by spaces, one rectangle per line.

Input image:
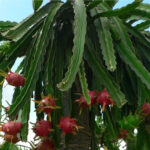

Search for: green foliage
xmin=0 ymin=21 xmax=17 ymax=32
xmin=78 ymin=62 xmax=91 ymax=104
xmin=57 ymin=0 xmax=87 ymax=91
xmin=2 ymin=3 xmax=53 ymax=41
xmin=93 ymin=0 xmax=142 ymax=19
xmin=0 ymin=86 xmax=2 ymax=121
xmin=0 ymin=0 xmax=150 ymax=149
xmin=119 ymin=114 xmax=141 ymax=130
xmin=135 ymin=20 xmax=150 ymax=31
xmin=85 ymin=36 xmax=127 ymax=107
xmin=0 ymin=142 xmax=19 ymax=150
xmin=91 ymin=8 xmax=117 ymax=71
xmin=0 ymin=41 xmax=11 ymax=52
xmin=21 ymin=100 xmax=31 ymax=141
xmin=87 ymin=0 xmax=102 ymax=10
xmin=32 ymin=0 xmax=43 ymax=11
xmin=8 ymin=2 xmax=63 ymax=118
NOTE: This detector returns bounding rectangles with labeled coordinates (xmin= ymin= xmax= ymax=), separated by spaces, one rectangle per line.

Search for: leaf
xmin=136 ymin=125 xmax=146 ymax=150
xmin=52 ymin=37 xmax=64 ymax=123
xmin=11 ymin=87 xmax=21 ymax=104
xmin=35 ymin=72 xmax=44 ymax=121
xmin=57 ymin=0 xmax=87 ymax=91
xmin=8 ymin=144 xmax=18 ymax=150
xmin=0 ymin=21 xmax=17 ymax=32
xmin=119 ymin=113 xmax=141 ymax=130
xmin=0 ymin=86 xmax=2 ymax=121
xmin=135 ymin=20 xmax=150 ymax=31
xmin=135 ymin=41 xmax=150 ymax=67
xmin=54 ymin=24 xmax=72 ymax=119
xmin=91 ymin=8 xmax=117 ymax=71
xmin=0 ymin=21 xmax=17 ymax=27
xmin=0 ymin=41 xmax=11 ymax=52
xmin=114 ymin=20 xmax=150 ymax=91
xmin=0 ymin=19 xmax=43 ymax=71
xmin=93 ymin=0 xmax=142 ymax=19
xmin=90 ymin=108 xmax=99 ymax=150
xmin=117 ymin=3 xmax=150 ymax=20
xmin=44 ymin=29 xmax=55 ymax=95
xmin=99 ymin=3 xmax=150 ymax=90
xmin=99 ymin=4 xmax=136 ymax=53
xmin=54 ymin=41 xmax=64 ymax=104
xmin=125 ymin=24 xmax=150 ymax=48
xmin=85 ymin=36 xmax=127 ymax=107
xmin=2 ymin=2 xmax=52 ymax=41
xmin=133 ymin=9 xmax=150 ymax=19
xmin=121 ymin=70 xmax=137 ymax=105
xmin=104 ymin=109 xmax=117 ymax=139
xmin=115 ymin=43 xmax=150 ymax=90
xmin=125 ymin=9 xmax=150 ymax=21
xmin=0 ymin=41 xmax=12 ymax=63
xmin=78 ymin=62 xmax=91 ymax=105
xmin=0 ymin=142 xmax=9 ymax=150
xmin=137 ymin=79 xmax=150 ymax=106
xmin=21 ymin=100 xmax=31 ymax=141
xmin=87 ymin=0 xmax=102 ymax=10
xmin=111 ymin=19 xmax=136 ymax=53
xmin=125 ymin=66 xmax=138 ymax=98
xmin=8 ymin=2 xmax=62 ymax=118
xmin=23 ymin=32 xmax=40 ymax=77
xmin=33 ymin=0 xmax=43 ymax=11
xmin=15 ymin=58 xmax=25 ymax=73
xmin=104 ymin=0 xmax=118 ymax=8
xmin=137 ymin=3 xmax=150 ymax=13
xmin=0 ymin=142 xmax=18 ymax=150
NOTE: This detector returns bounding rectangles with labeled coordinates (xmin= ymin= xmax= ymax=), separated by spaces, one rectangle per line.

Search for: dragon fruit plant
xmin=1 ymin=0 xmax=150 ymax=149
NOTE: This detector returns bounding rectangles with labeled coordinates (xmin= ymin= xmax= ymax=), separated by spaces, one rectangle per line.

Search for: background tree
xmin=0 ymin=0 xmax=150 ymax=149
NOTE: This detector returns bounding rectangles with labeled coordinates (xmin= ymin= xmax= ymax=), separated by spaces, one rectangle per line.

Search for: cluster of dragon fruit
xmin=1 ymin=71 xmax=150 ymax=149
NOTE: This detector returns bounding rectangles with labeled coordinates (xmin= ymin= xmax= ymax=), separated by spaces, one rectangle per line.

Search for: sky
xmin=0 ymin=0 xmax=150 ymax=22
xmin=0 ymin=0 xmax=49 ymax=22
xmin=0 ymin=0 xmax=134 ymax=21
xmin=0 ymin=0 xmax=150 ymax=149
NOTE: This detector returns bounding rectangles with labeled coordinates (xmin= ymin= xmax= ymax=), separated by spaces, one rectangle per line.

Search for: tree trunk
xmin=65 ymin=102 xmax=91 ymax=150
xmin=61 ymin=79 xmax=92 ymax=150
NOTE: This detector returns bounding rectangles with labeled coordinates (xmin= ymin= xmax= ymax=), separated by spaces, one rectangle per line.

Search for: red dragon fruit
xmin=35 ymin=138 xmax=55 ymax=150
xmin=76 ymin=96 xmax=89 ymax=108
xmin=59 ymin=116 xmax=80 ymax=135
xmin=38 ymin=96 xmax=58 ymax=115
xmin=4 ymin=134 xmax=19 ymax=143
xmin=118 ymin=129 xmax=128 ymax=139
xmin=76 ymin=90 xmax=97 ymax=108
xmin=6 ymin=71 xmax=26 ymax=87
xmin=141 ymin=103 xmax=150 ymax=116
xmin=2 ymin=121 xmax=23 ymax=135
xmin=96 ymin=89 xmax=115 ymax=111
xmin=33 ymin=120 xmax=52 ymax=137
xmin=89 ymin=91 xmax=98 ymax=105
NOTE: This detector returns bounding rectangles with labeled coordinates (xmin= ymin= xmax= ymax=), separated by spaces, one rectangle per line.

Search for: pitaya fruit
xmin=76 ymin=90 xmax=97 ymax=108
xmin=4 ymin=134 xmax=19 ymax=143
xmin=96 ymin=89 xmax=115 ymax=110
xmin=33 ymin=120 xmax=52 ymax=137
xmin=2 ymin=121 xmax=23 ymax=135
xmin=118 ymin=129 xmax=128 ymax=139
xmin=35 ymin=138 xmax=55 ymax=150
xmin=59 ymin=116 xmax=80 ymax=135
xmin=38 ymin=96 xmax=58 ymax=115
xmin=6 ymin=71 xmax=26 ymax=87
xmin=141 ymin=103 xmax=150 ymax=116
